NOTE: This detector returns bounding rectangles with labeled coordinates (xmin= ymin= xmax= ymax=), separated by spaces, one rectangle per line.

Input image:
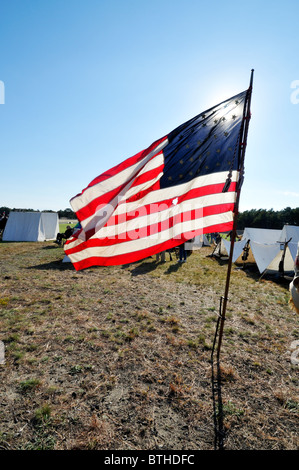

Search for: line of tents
xmin=215 ymin=225 xmax=299 ymax=275
xmin=1 ymin=211 xmax=299 ymax=277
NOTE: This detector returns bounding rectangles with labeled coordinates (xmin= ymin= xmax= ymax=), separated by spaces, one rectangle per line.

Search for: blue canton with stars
xmin=160 ymin=90 xmax=247 ymax=189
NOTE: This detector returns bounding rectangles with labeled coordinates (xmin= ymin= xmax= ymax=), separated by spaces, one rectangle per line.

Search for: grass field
xmin=0 ymin=241 xmax=298 ymax=450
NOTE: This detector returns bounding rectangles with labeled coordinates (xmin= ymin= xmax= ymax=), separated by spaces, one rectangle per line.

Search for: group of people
xmin=155 ymin=234 xmax=221 ymax=264
xmin=156 ymin=241 xmax=190 ymax=264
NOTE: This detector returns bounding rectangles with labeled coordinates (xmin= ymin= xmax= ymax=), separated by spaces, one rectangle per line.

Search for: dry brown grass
xmin=0 ymin=241 xmax=298 ymax=450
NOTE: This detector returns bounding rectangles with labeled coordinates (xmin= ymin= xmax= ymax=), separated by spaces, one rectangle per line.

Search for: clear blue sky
xmin=0 ymin=0 xmax=298 ymax=213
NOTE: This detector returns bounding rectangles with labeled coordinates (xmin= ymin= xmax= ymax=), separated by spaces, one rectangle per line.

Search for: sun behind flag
xmin=65 ymin=86 xmax=252 ymax=270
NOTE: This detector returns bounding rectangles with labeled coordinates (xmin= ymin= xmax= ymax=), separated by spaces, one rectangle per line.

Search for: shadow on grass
xmin=211 ymin=256 xmax=292 ymax=290
xmin=211 ymin=358 xmax=225 ymax=450
xmin=26 ymin=260 xmax=75 ymax=271
xmin=41 ymin=245 xmax=61 ymax=250
xmin=124 ymin=257 xmax=184 ymax=276
xmin=164 ymin=262 xmax=183 ymax=274
xmin=241 ymin=266 xmax=293 ymax=290
xmin=129 ymin=260 xmax=160 ymax=276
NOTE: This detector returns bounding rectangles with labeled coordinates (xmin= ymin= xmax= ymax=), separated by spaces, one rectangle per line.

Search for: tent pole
xmin=278 ymin=238 xmax=292 ymax=278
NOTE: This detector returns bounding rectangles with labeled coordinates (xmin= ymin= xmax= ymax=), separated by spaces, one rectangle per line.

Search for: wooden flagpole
xmin=214 ymin=69 xmax=254 ymax=362
xmin=211 ymin=69 xmax=254 ymax=450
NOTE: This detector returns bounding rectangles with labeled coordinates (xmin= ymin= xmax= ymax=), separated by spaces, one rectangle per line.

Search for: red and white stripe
xmin=64 ymin=136 xmax=239 ymax=270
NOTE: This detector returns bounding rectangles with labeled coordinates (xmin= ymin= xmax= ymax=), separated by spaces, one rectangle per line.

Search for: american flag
xmin=65 ymin=88 xmax=251 ymax=270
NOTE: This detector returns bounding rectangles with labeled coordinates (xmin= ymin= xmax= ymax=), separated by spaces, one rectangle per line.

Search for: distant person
xmin=210 ymin=233 xmax=217 ymax=244
xmin=211 ymin=232 xmax=221 ymax=244
xmin=156 ymin=251 xmax=166 ymax=262
xmin=55 ymin=225 xmax=74 ymax=245
xmin=179 ymin=242 xmax=187 ymax=263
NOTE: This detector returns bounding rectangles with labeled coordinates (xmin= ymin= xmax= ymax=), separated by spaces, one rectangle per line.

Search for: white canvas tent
xmin=3 ymin=211 xmax=59 ymax=242
xmin=211 ymin=237 xmax=227 ymax=258
xmin=267 ymin=225 xmax=299 ymax=273
xmin=279 ymin=225 xmax=299 ymax=262
xmin=186 ymin=234 xmax=210 ymax=250
xmin=222 ymin=226 xmax=299 ymax=274
xmin=222 ymin=237 xmax=248 ymax=262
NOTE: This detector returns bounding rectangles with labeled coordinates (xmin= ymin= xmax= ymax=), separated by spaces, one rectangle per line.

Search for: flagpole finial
xmin=250 ymin=69 xmax=254 ymax=87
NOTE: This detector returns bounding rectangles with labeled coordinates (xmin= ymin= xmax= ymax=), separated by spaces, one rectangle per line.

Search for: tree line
xmin=1 ymin=206 xmax=299 ymax=229
xmin=237 ymin=207 xmax=299 ymax=230
xmin=0 ymin=207 xmax=77 ymax=220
